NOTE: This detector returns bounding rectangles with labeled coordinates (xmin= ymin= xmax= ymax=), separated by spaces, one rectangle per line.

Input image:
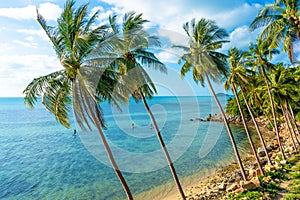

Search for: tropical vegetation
xmin=23 ymin=0 xmax=300 ymax=199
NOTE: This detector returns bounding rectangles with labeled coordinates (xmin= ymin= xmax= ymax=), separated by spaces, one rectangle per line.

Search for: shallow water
xmin=0 ymin=97 xmax=250 ymax=199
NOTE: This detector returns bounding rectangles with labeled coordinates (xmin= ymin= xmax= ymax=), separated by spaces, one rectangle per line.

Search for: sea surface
xmin=0 ymin=96 xmax=251 ymax=200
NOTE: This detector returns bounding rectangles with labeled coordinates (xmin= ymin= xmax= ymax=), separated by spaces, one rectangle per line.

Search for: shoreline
xmin=135 ymin=118 xmax=280 ymax=200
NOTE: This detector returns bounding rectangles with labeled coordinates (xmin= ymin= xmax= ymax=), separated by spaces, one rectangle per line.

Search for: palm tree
xmin=268 ymin=65 xmax=300 ymax=149
xmin=108 ymin=12 xmax=186 ymax=199
xmin=239 ymin=74 xmax=273 ymax=164
xmin=23 ymin=1 xmax=133 ymax=199
xmin=225 ymin=47 xmax=265 ymax=175
xmin=174 ymin=18 xmax=247 ymax=181
xmin=249 ymin=0 xmax=300 ymax=63
xmin=247 ymin=39 xmax=287 ymax=160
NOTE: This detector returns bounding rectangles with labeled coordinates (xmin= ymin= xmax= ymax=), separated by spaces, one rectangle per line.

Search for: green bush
xmin=227 ymin=191 xmax=263 ymax=200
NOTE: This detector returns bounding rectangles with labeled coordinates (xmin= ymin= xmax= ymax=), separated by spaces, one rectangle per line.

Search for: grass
xmin=283 ymin=153 xmax=300 ymax=200
xmin=228 ymin=191 xmax=264 ymax=200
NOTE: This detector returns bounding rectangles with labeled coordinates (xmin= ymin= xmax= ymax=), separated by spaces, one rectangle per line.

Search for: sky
xmin=0 ymin=0 xmax=285 ymax=97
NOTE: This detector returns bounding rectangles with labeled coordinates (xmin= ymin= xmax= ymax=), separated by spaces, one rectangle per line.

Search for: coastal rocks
xmin=226 ymin=182 xmax=238 ymax=192
xmin=257 ymin=147 xmax=266 ymax=157
xmin=241 ymin=181 xmax=257 ymax=190
xmin=204 ymin=113 xmax=242 ymax=123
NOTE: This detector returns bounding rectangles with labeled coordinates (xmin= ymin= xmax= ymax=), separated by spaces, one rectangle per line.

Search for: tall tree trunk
xmin=140 ymin=91 xmax=186 ymax=200
xmin=288 ymin=103 xmax=300 ymax=138
xmin=231 ymin=84 xmax=264 ymax=175
xmin=262 ymin=69 xmax=286 ymax=160
xmin=240 ymin=88 xmax=272 ymax=164
xmin=281 ymin=105 xmax=298 ymax=153
xmin=81 ymin=91 xmax=133 ymax=200
xmin=205 ymin=72 xmax=247 ymax=181
xmin=284 ymin=104 xmax=300 ymax=147
xmin=287 ymin=110 xmax=300 ymax=144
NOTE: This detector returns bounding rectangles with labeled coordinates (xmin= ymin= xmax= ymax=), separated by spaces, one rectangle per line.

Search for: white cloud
xmin=212 ymin=3 xmax=262 ymax=29
xmin=0 ymin=3 xmax=61 ymax=21
xmin=99 ymin=0 xmax=261 ymax=31
xmin=155 ymin=48 xmax=186 ymax=63
xmin=38 ymin=3 xmax=62 ymax=21
xmin=13 ymin=40 xmax=38 ymax=48
xmin=17 ymin=29 xmax=48 ymax=41
xmin=0 ymin=54 xmax=60 ymax=97
xmin=0 ymin=5 xmax=36 ymax=20
xmin=223 ymin=25 xmax=261 ymax=50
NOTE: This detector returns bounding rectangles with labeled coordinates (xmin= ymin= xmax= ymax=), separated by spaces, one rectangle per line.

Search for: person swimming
xmin=131 ymin=123 xmax=135 ymax=129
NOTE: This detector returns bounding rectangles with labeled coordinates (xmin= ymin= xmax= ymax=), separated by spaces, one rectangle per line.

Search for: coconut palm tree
xmin=174 ymin=18 xmax=247 ymax=181
xmin=108 ymin=12 xmax=186 ymax=199
xmin=247 ymin=39 xmax=287 ymax=160
xmin=268 ymin=65 xmax=300 ymax=149
xmin=225 ymin=47 xmax=265 ymax=175
xmin=23 ymin=1 xmax=133 ymax=199
xmin=249 ymin=0 xmax=300 ymax=63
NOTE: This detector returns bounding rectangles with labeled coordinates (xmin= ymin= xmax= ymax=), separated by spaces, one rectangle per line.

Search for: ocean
xmin=0 ymin=96 xmax=250 ymax=200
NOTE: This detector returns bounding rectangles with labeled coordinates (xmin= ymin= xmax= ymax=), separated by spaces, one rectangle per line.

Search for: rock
xmin=273 ymin=140 xmax=279 ymax=147
xmin=262 ymin=176 xmax=272 ymax=183
xmin=256 ymin=168 xmax=262 ymax=177
xmin=233 ymin=187 xmax=245 ymax=194
xmin=226 ymin=182 xmax=239 ymax=192
xmin=257 ymin=147 xmax=266 ymax=157
xmin=284 ymin=147 xmax=293 ymax=153
xmin=280 ymin=160 xmax=287 ymax=165
xmin=250 ymin=177 xmax=260 ymax=186
xmin=228 ymin=178 xmax=235 ymax=183
xmin=249 ymin=168 xmax=256 ymax=177
xmin=264 ymin=164 xmax=275 ymax=172
xmin=267 ymin=144 xmax=275 ymax=151
xmin=242 ymin=181 xmax=257 ymax=190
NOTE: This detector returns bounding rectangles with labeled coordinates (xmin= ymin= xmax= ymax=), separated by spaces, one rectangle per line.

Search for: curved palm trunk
xmin=240 ymin=88 xmax=272 ymax=165
xmin=284 ymin=104 xmax=300 ymax=147
xmin=288 ymin=103 xmax=300 ymax=138
xmin=287 ymin=110 xmax=300 ymax=144
xmin=232 ymin=84 xmax=264 ymax=175
xmin=262 ymin=69 xmax=286 ymax=160
xmin=205 ymin=72 xmax=247 ymax=181
xmin=78 ymin=88 xmax=133 ymax=200
xmin=139 ymin=91 xmax=186 ymax=200
xmin=281 ymin=105 xmax=298 ymax=153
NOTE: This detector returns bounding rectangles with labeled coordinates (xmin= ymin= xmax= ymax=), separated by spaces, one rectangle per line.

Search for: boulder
xmin=273 ymin=140 xmax=279 ymax=147
xmin=264 ymin=164 xmax=275 ymax=172
xmin=284 ymin=147 xmax=293 ymax=153
xmin=241 ymin=181 xmax=257 ymax=190
xmin=226 ymin=182 xmax=239 ymax=192
xmin=280 ymin=160 xmax=287 ymax=165
xmin=249 ymin=168 xmax=256 ymax=177
xmin=218 ymin=182 xmax=226 ymax=190
xmin=250 ymin=177 xmax=260 ymax=186
xmin=257 ymin=147 xmax=266 ymax=157
xmin=233 ymin=187 xmax=244 ymax=194
xmin=262 ymin=176 xmax=272 ymax=183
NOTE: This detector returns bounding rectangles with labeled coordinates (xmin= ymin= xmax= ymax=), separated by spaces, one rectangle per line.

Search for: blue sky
xmin=0 ymin=0 xmax=285 ymax=97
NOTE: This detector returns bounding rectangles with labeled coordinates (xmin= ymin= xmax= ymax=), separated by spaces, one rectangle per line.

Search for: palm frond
xmin=42 ymin=77 xmax=72 ymax=128
xmin=23 ymin=70 xmax=65 ymax=108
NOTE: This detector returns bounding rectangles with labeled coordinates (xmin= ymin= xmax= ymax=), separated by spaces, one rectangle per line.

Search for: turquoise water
xmin=0 ymin=97 xmax=249 ymax=200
